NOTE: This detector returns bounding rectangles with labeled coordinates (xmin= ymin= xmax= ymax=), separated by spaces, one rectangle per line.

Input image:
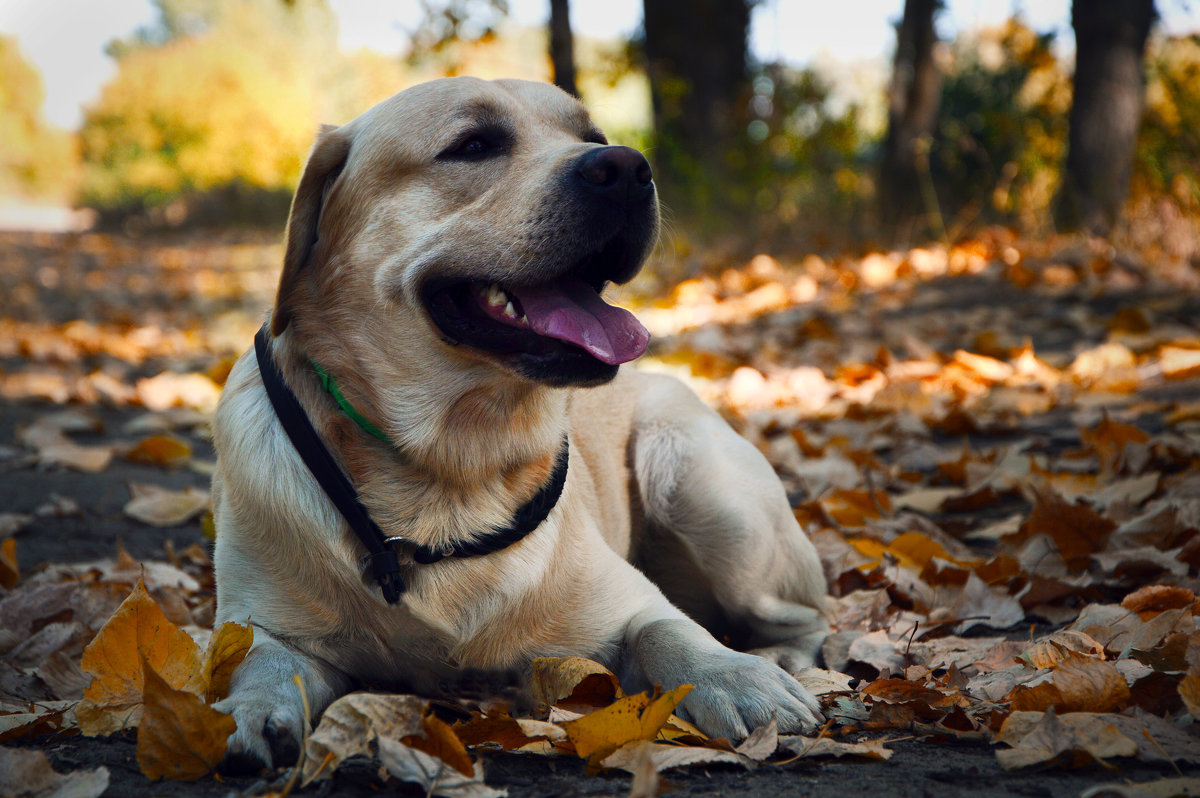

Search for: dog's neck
xmin=269 ymin=327 xmax=568 ymax=550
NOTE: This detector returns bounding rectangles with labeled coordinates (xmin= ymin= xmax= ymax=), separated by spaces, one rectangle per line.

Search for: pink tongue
xmin=508 ymin=279 xmax=650 ymax=365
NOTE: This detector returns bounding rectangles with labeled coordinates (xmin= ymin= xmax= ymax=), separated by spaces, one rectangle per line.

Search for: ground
xmin=1 ymin=229 xmax=1197 ymax=797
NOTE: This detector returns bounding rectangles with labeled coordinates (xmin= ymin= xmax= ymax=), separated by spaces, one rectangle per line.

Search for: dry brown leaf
xmin=200 ymin=621 xmax=252 ymax=703
xmin=561 ymin=685 xmax=693 ymax=763
xmin=996 ymin=708 xmax=1138 ymax=770
xmin=0 ymin=745 xmax=110 ymax=798
xmin=124 ymin=435 xmax=192 ymax=468
xmin=777 ymin=734 xmax=893 ymax=760
xmin=1180 ymin=663 xmax=1200 ymax=717
xmin=376 ymin=737 xmax=501 ymax=798
xmin=949 ymin=571 xmax=1025 ymax=632
xmin=734 ymin=717 xmax=778 ymax=761
xmin=401 ymin=713 xmax=474 ymax=778
xmin=77 ymin=579 xmax=203 ymax=735
xmin=529 ymin=656 xmax=622 ymax=714
xmin=1007 ymin=653 xmax=1130 ymax=713
xmin=0 ymin=700 xmax=76 ymax=742
xmin=453 ymin=709 xmax=566 ymax=753
xmin=136 ymin=658 xmax=235 ymax=781
xmin=601 ymin=738 xmax=750 ymax=774
xmin=123 ymin=483 xmax=210 ymax=527
xmin=303 ymin=693 xmax=428 ymax=782
xmin=1081 ymin=416 xmax=1151 ymax=473
xmin=1122 ymin=585 xmax=1197 ymax=619
xmin=1009 ymin=487 xmax=1117 ymax=571
xmin=1080 ymin=777 xmax=1200 ymax=798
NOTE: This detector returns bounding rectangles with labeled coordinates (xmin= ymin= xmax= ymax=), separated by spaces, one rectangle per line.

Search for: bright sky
xmin=1 ymin=0 xmax=1195 ymax=129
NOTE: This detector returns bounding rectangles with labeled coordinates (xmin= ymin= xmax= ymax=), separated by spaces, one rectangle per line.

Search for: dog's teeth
xmin=503 ymin=301 xmax=517 ymax=319
xmin=520 ymin=314 xmax=529 ymax=325
xmin=486 ymin=284 xmax=509 ymax=308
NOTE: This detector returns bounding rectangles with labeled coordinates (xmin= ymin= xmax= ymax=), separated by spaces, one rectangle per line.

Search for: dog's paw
xmin=748 ymin=643 xmax=820 ymax=676
xmin=674 ymin=650 xmax=823 ymax=740
xmin=213 ymin=691 xmax=306 ymax=774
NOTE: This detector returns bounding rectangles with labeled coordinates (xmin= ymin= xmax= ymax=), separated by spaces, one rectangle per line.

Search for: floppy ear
xmin=271 ymin=124 xmax=352 ymax=336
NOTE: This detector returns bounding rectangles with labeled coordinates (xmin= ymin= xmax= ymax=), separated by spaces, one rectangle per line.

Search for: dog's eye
xmin=439 ymin=131 xmax=509 ymax=161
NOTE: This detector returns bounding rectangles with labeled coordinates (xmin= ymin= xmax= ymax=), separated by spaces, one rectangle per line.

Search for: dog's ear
xmin=271 ymin=124 xmax=351 ymax=336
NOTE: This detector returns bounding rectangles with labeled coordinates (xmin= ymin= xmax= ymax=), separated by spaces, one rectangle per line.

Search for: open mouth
xmin=423 ymin=236 xmax=650 ymax=381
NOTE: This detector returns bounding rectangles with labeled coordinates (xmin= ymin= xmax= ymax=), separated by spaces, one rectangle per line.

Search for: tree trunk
xmin=1055 ymin=0 xmax=1156 ymax=235
xmin=549 ymin=0 xmax=577 ymax=97
xmin=879 ymin=0 xmax=942 ymax=243
xmin=642 ymin=0 xmax=751 ymax=220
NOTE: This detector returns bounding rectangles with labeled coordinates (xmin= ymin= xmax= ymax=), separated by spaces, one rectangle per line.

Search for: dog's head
xmin=272 ymin=77 xmax=658 ymax=388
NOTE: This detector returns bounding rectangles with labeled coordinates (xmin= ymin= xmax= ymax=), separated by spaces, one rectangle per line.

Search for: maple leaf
xmin=77 ymin=579 xmax=203 ymax=735
xmin=136 ymin=657 xmax=235 ymax=781
xmin=560 ymin=684 xmax=693 ymax=765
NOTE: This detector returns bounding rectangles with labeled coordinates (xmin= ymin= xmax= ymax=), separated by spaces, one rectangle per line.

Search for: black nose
xmin=575 ymin=146 xmax=653 ymax=198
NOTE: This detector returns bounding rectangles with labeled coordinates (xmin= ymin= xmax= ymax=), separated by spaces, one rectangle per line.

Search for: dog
xmin=210 ymin=76 xmax=829 ymax=771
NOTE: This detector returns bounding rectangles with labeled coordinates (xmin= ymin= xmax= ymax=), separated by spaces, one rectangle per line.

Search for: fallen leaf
xmin=76 ymin=579 xmax=203 ymax=735
xmin=1180 ymin=663 xmax=1200 ymax=717
xmin=561 ymin=685 xmax=693 ymax=764
xmin=136 ymin=658 xmax=235 ymax=781
xmin=404 ymin=713 xmax=474 ymax=778
xmin=0 ymin=746 xmax=109 ymax=798
xmin=124 ymin=435 xmax=192 ymax=468
xmin=200 ymin=621 xmax=252 ymax=703
xmin=996 ymin=708 xmax=1138 ymax=770
xmin=949 ymin=571 xmax=1025 ymax=632
xmin=777 ymin=734 xmax=893 ymax=760
xmin=453 ymin=709 xmax=567 ymax=753
xmin=0 ymin=700 xmax=76 ymax=742
xmin=1122 ymin=585 xmax=1196 ymax=619
xmin=601 ymin=738 xmax=749 ymax=774
xmin=1080 ymin=777 xmax=1200 ymax=798
xmin=303 ymin=693 xmax=427 ymax=782
xmin=123 ymin=483 xmax=210 ymax=527
xmin=529 ymin=656 xmax=622 ymax=714
xmin=377 ymin=736 xmax=503 ymax=798
xmin=1009 ymin=487 xmax=1117 ymax=571
xmin=0 ymin=539 xmax=17 ymax=589
xmin=1007 ymin=653 xmax=1130 ymax=713
xmin=734 ymin=717 xmax=778 ymax=761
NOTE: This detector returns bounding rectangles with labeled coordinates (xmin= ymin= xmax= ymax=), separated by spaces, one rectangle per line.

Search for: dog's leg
xmin=213 ymin=628 xmax=351 ymax=773
xmin=632 ymin=376 xmax=829 ymax=675
xmin=619 ymin=606 xmax=823 ymax=739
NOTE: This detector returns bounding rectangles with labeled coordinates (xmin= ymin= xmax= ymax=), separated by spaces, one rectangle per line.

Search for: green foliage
xmin=1136 ymin=34 xmax=1200 ymax=207
xmin=0 ymin=36 xmax=79 ymax=201
xmin=930 ymin=20 xmax=1070 ymax=234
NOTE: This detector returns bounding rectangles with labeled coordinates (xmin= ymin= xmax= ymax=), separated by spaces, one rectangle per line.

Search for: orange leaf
xmin=1007 ymin=654 xmax=1130 ymax=714
xmin=561 ymin=685 xmax=693 ymax=764
xmin=124 ymin=435 xmax=192 ymax=468
xmin=78 ymin=579 xmax=203 ymax=735
xmin=1080 ymin=416 xmax=1149 ymax=473
xmin=136 ymin=659 xmax=235 ymax=781
xmin=201 ymin=622 xmax=252 ymax=703
xmin=1180 ymin=663 xmax=1200 ymax=717
xmin=1121 ymin=585 xmax=1196 ymax=620
xmin=0 ymin=538 xmax=17 ymax=589
xmin=401 ymin=713 xmax=474 ymax=777
xmin=454 ymin=710 xmax=550 ymax=751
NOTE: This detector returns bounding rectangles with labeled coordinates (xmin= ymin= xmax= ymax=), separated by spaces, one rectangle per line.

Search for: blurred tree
xmin=549 ymin=0 xmax=578 ymax=96
xmin=1054 ymin=0 xmax=1156 ymax=235
xmin=642 ymin=0 xmax=752 ymax=222
xmin=0 ymin=36 xmax=79 ymax=201
xmin=879 ymin=0 xmax=943 ymax=242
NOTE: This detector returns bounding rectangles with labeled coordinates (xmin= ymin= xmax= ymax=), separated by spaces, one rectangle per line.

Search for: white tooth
xmin=520 ymin=314 xmax=529 ymax=325
xmin=503 ymin=301 xmax=517 ymax=318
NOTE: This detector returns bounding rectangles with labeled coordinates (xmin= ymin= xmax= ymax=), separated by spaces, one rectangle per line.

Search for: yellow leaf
xmin=561 ymin=685 xmax=693 ymax=764
xmin=137 ymin=659 xmax=235 ymax=781
xmin=201 ymin=622 xmax=252 ymax=703
xmin=124 ymin=435 xmax=192 ymax=468
xmin=78 ymin=579 xmax=203 ymax=735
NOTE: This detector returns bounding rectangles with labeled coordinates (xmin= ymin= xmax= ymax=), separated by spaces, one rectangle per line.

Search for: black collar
xmin=254 ymin=325 xmax=569 ymax=604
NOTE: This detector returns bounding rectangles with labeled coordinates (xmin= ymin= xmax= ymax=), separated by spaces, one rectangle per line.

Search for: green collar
xmin=310 ymin=361 xmax=392 ymax=444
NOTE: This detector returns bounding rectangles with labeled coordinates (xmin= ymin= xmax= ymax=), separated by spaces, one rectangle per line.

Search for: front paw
xmin=213 ymin=689 xmax=305 ymax=774
xmin=675 ymin=650 xmax=824 ymax=739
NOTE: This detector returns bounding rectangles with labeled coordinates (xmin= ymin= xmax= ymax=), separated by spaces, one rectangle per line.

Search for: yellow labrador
xmin=211 ymin=77 xmax=829 ymax=771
